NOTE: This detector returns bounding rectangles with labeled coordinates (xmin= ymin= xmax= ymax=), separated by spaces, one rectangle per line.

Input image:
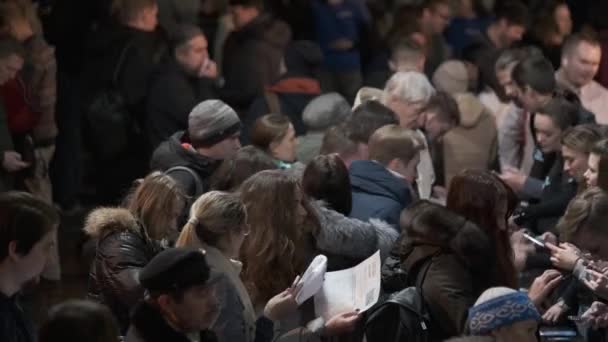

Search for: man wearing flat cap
xmin=150 ymin=99 xmax=242 ymax=199
xmin=125 ymin=248 xmax=220 ymax=342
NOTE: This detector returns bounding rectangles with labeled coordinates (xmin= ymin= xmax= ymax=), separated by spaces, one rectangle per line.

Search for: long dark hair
xmin=302 ymin=154 xmax=352 ymax=215
xmin=239 ymin=170 xmax=320 ymax=305
xmin=446 ymin=170 xmax=518 ymax=288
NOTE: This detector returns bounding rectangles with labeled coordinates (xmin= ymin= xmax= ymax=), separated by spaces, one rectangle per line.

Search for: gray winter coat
xmin=312 ymin=200 xmax=398 ymax=270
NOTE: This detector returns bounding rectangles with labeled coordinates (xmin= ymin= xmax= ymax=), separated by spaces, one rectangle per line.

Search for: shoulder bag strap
xmin=165 ymin=166 xmax=204 ymax=196
xmin=112 ymin=39 xmax=135 ymax=88
xmin=264 ymin=90 xmax=282 ymax=115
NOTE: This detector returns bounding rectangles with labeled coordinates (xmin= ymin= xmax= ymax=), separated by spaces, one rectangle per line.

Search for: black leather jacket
xmin=85 ymin=208 xmax=163 ymax=332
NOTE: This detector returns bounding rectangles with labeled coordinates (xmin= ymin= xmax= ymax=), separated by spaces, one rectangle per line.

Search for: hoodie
xmin=349 ymin=160 xmax=412 ymax=230
xmin=442 ymin=93 xmax=498 ymax=185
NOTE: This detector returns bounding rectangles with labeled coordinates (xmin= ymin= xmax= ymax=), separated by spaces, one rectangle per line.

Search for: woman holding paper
xmin=176 ymin=190 xmax=359 ymax=342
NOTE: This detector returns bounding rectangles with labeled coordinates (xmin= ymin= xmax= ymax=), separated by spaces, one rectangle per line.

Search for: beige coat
xmin=443 ymin=93 xmax=498 ymax=187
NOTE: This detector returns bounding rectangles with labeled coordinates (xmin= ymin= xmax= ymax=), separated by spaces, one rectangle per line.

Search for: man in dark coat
xmin=80 ymin=0 xmax=168 ymax=204
xmin=220 ymin=0 xmax=291 ymax=113
xmin=146 ymin=25 xmax=218 ymax=151
xmin=125 ymin=248 xmax=220 ymax=342
xmin=150 ymin=100 xmax=241 ymax=198
xmin=243 ymin=40 xmax=323 ymax=144
xmin=349 ymin=124 xmax=421 ymax=230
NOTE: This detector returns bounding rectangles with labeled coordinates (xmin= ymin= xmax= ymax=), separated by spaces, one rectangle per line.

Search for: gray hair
xmin=383 ymin=71 xmax=435 ymax=104
xmin=495 ymin=46 xmax=543 ymax=72
xmin=302 ymin=93 xmax=351 ymax=131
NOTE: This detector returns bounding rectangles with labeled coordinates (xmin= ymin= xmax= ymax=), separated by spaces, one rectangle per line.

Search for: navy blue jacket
xmin=311 ymin=0 xmax=369 ymax=72
xmin=349 ymin=160 xmax=412 ymax=230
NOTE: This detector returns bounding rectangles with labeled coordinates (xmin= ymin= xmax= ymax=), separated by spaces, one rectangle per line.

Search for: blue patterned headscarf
xmin=468 ymin=291 xmax=541 ymax=335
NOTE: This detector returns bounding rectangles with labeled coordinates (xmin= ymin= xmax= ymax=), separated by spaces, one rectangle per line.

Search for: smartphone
xmin=21 ymin=135 xmax=36 ymax=178
xmin=523 ymin=233 xmax=547 ymax=248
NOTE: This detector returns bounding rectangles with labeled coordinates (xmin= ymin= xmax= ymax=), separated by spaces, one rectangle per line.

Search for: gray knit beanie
xmin=302 ymin=93 xmax=351 ymax=131
xmin=187 ymin=100 xmax=241 ymax=147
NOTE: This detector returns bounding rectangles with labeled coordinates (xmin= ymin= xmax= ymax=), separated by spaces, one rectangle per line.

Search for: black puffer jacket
xmin=84 ymin=207 xmax=163 ymax=333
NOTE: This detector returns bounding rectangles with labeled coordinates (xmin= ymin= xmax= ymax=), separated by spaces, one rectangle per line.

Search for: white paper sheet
xmin=295 ymin=255 xmax=328 ymax=305
xmin=314 ymin=251 xmax=381 ymax=320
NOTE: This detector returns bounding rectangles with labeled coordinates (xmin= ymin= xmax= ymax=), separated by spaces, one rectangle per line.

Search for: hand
xmin=541 ymin=232 xmax=558 ymax=245
xmin=547 ymin=242 xmax=581 ymax=272
xmin=528 ymin=269 xmax=563 ymax=308
xmin=2 ymin=151 xmax=30 ymax=172
xmin=198 ymin=58 xmax=218 ymax=79
xmin=511 ymin=230 xmax=535 ymax=272
xmin=582 ymin=269 xmax=608 ymax=296
xmin=264 ymin=274 xmax=301 ymax=322
xmin=264 ymin=288 xmax=298 ymax=321
xmin=582 ymin=302 xmax=608 ymax=329
xmin=324 ymin=310 xmax=360 ymax=336
xmin=432 ymin=186 xmax=447 ymax=201
xmin=330 ymin=39 xmax=354 ymax=51
xmin=498 ymin=167 xmax=526 ymax=193
xmin=543 ymin=302 xmax=567 ymax=324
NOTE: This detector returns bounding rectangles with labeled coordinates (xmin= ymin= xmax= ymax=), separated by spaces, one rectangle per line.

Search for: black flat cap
xmin=139 ymin=248 xmax=213 ymax=293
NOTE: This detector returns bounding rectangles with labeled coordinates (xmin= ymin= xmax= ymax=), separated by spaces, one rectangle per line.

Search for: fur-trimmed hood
xmin=84 ymin=207 xmax=140 ymax=239
xmin=311 ymin=201 xmax=398 ymax=267
xmin=399 ymin=202 xmax=494 ymax=274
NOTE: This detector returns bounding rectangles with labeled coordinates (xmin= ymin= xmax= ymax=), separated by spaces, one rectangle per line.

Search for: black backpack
xmin=84 ymin=41 xmax=139 ymax=160
xmin=364 ymin=254 xmax=436 ymax=342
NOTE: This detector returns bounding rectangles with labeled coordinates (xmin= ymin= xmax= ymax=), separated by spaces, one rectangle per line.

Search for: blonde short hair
xmin=368 ymin=124 xmax=424 ymax=166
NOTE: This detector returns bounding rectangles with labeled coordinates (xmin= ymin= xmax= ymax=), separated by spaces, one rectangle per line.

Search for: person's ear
xmin=386 ymin=158 xmax=400 ymax=171
xmin=7 ymin=240 xmax=23 ymax=262
xmin=388 ymin=60 xmax=396 ymax=72
xmin=269 ymin=140 xmax=280 ymax=156
xmin=417 ymin=57 xmax=426 ymax=73
xmin=158 ymin=294 xmax=179 ymax=322
xmin=561 ymin=56 xmax=569 ymax=69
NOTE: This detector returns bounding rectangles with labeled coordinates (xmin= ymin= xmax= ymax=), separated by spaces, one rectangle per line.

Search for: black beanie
xmin=139 ymin=248 xmax=214 ymax=293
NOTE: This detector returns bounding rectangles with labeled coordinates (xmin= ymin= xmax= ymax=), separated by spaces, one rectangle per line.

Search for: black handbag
xmin=85 ymin=41 xmax=137 ymax=160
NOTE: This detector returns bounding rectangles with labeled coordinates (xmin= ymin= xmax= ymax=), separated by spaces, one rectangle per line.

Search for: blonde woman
xmin=85 ymin=172 xmax=185 ymax=333
xmin=176 ymin=191 xmax=257 ymax=342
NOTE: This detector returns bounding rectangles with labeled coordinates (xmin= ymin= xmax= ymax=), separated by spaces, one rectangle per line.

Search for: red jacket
xmin=0 ymin=77 xmax=39 ymax=135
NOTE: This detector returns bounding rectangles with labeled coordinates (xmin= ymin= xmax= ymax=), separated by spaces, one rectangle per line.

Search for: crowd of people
xmin=2 ymin=0 xmax=608 ymax=341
